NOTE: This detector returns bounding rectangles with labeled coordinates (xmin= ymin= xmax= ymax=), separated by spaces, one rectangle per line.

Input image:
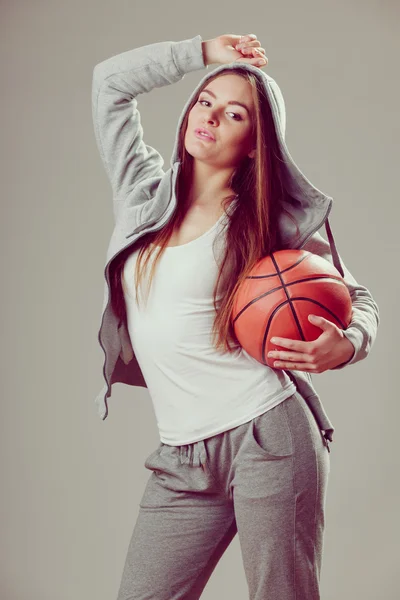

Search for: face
xmin=184 ymin=73 xmax=256 ymax=169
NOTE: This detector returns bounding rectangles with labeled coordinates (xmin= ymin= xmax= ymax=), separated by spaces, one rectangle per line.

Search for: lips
xmin=194 ymin=128 xmax=215 ymax=141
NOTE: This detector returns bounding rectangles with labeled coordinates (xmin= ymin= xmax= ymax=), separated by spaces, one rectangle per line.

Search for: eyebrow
xmin=200 ymin=88 xmax=250 ymax=115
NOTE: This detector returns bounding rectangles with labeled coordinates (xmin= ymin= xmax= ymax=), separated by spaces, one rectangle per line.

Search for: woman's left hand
xmin=203 ymin=34 xmax=268 ymax=68
xmin=267 ymin=314 xmax=356 ymax=373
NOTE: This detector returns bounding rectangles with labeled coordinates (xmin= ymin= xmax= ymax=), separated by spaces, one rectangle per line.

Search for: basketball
xmin=231 ymin=249 xmax=353 ymax=368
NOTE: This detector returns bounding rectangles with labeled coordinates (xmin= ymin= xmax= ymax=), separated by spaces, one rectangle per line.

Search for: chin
xmin=184 ymin=139 xmax=208 ymax=160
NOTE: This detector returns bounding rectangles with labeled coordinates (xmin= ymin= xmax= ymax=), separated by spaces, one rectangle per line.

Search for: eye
xmin=197 ymin=99 xmax=243 ymax=121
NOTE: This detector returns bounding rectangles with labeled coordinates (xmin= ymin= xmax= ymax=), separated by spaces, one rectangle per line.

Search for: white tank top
xmin=122 ymin=212 xmax=296 ymax=445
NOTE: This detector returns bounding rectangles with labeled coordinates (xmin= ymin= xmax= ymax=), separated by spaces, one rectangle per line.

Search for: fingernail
xmin=257 ymin=59 xmax=265 ymax=65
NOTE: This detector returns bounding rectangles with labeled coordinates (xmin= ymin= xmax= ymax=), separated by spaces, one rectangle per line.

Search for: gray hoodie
xmin=91 ymin=34 xmax=380 ymax=449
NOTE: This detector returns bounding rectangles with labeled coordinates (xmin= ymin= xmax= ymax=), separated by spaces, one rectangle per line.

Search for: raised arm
xmin=302 ymin=230 xmax=380 ymax=369
xmin=91 ymin=34 xmax=207 ymax=222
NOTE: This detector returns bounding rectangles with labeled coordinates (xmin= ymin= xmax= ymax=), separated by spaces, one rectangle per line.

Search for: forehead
xmin=204 ymin=73 xmax=251 ymax=94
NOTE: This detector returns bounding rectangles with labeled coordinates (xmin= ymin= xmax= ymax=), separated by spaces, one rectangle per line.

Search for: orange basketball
xmin=231 ymin=249 xmax=353 ymax=368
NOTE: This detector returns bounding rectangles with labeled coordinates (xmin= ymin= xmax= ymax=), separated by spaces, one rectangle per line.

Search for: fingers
xmin=235 ymin=41 xmax=262 ymax=51
xmin=236 ymin=33 xmax=261 ymax=51
xmin=237 ymin=51 xmax=268 ymax=67
xmin=239 ymin=34 xmax=257 ymax=43
xmin=242 ymin=47 xmax=267 ymax=58
xmin=235 ymin=34 xmax=268 ymax=67
xmin=237 ymin=46 xmax=266 ymax=58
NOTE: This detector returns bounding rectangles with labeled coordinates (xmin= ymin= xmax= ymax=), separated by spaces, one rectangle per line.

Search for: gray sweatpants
xmin=116 ymin=390 xmax=331 ymax=600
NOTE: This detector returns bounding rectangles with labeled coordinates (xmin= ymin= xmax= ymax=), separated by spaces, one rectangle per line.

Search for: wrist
xmin=340 ymin=336 xmax=356 ymax=363
xmin=201 ymin=39 xmax=217 ymax=66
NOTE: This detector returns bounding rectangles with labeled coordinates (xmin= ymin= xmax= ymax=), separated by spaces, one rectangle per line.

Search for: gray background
xmin=1 ymin=0 xmax=398 ymax=598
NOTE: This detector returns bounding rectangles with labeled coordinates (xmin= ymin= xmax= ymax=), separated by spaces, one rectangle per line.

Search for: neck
xmin=186 ymin=159 xmax=236 ymax=211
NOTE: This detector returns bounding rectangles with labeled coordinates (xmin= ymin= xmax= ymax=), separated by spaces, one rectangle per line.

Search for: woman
xmin=91 ymin=33 xmax=379 ymax=599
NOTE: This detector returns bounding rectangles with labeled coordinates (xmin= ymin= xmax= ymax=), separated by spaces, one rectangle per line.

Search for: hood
xmin=169 ymin=61 xmax=344 ymax=277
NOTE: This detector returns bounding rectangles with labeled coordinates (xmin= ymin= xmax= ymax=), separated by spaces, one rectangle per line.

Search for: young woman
xmin=91 ymin=33 xmax=380 ymax=600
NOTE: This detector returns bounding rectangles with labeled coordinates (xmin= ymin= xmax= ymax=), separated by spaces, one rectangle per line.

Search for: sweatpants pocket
xmin=144 ymin=443 xmax=163 ymax=470
xmin=248 ymin=397 xmax=294 ymax=459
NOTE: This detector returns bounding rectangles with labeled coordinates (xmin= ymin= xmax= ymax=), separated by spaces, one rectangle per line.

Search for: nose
xmin=203 ymin=110 xmax=217 ymax=125
xmin=204 ymin=116 xmax=216 ymax=126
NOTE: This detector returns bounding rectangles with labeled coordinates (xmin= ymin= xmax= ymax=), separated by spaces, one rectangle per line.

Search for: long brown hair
xmin=111 ymin=67 xmax=299 ymax=354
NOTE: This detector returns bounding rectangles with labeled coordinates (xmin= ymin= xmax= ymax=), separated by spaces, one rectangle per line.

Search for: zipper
xmin=97 ymin=299 xmax=111 ymax=408
xmin=98 ymin=163 xmax=178 ymax=409
xmin=98 ymin=200 xmax=178 ymax=410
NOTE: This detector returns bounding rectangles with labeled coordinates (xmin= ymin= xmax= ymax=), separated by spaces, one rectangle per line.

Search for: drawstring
xmin=323 ymin=429 xmax=333 ymax=453
xmin=323 ymin=435 xmax=331 ymax=453
xmin=325 ymin=217 xmax=345 ymax=278
xmin=179 ymin=440 xmax=207 ymax=467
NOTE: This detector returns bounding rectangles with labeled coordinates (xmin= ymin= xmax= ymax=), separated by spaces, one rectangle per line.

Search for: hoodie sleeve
xmin=302 ymin=231 xmax=380 ymax=369
xmin=91 ymin=34 xmax=207 ymax=221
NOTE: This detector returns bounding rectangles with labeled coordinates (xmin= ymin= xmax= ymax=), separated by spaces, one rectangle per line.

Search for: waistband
xmin=178 ymin=440 xmax=207 ymax=467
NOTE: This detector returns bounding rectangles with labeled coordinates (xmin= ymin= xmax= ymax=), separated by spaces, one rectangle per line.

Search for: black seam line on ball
xmin=247 ymin=253 xmax=309 ymax=279
xmin=271 ymin=252 xmax=302 ymax=341
xmin=232 ymin=275 xmax=346 ymax=324
xmin=259 ymin=298 xmax=347 ymax=364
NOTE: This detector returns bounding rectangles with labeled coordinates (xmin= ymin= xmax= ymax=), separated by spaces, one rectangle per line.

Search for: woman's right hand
xmin=202 ymin=34 xmax=268 ymax=68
